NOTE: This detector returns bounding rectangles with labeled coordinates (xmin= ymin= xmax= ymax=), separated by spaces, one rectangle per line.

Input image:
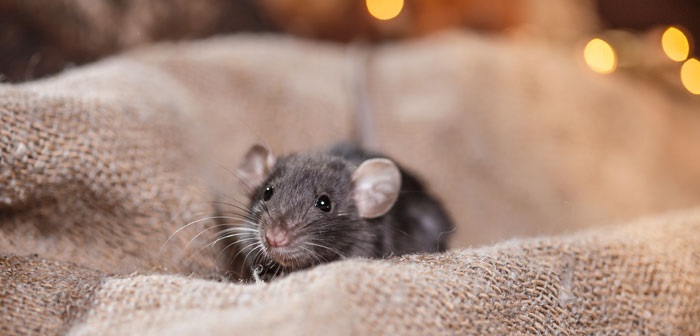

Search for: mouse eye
xmin=314 ymin=195 xmax=332 ymax=212
xmin=263 ymin=186 xmax=274 ymax=201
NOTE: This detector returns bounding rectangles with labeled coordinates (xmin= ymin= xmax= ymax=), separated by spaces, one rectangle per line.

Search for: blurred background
xmin=1 ymin=0 xmax=698 ymax=93
xmin=0 ymin=0 xmax=700 ymax=94
xmin=2 ymin=0 xmax=700 ymax=249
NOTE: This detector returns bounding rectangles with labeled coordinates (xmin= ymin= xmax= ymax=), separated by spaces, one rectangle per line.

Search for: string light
xmin=366 ymin=0 xmax=404 ymax=21
xmin=662 ymin=27 xmax=691 ymax=62
xmin=681 ymin=58 xmax=700 ymax=95
xmin=583 ymin=38 xmax=617 ymax=74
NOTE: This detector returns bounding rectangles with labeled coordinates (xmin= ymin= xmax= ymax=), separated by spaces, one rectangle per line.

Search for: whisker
xmin=242 ymin=243 xmax=264 ymax=275
xmin=218 ymin=226 xmax=259 ymax=235
xmin=230 ymin=240 xmax=254 ymax=267
xmin=159 ymin=216 xmax=244 ymax=255
xmin=251 ymin=246 xmax=268 ymax=271
xmin=185 ymin=223 xmax=254 ymax=250
xmin=212 ymin=200 xmax=257 ymax=217
xmin=236 ymin=240 xmax=265 ymax=276
xmin=188 ymin=236 xmax=251 ymax=265
xmin=272 ymin=264 xmax=282 ymax=279
xmin=387 ymin=225 xmax=413 ymax=239
xmin=436 ymin=227 xmax=457 ymax=251
xmin=215 ymin=218 xmax=259 ymax=229
xmin=215 ymin=237 xmax=258 ymax=265
xmin=232 ymin=171 xmax=258 ymax=196
xmin=216 ymin=212 xmax=260 ymax=225
xmin=304 ymin=241 xmax=347 ymax=259
xmin=299 ymin=245 xmax=328 ymax=265
xmin=216 ymin=240 xmax=244 ymax=267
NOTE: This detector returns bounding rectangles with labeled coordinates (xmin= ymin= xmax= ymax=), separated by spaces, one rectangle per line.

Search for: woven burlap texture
xmin=69 ymin=210 xmax=700 ymax=335
xmin=2 ymin=33 xmax=700 ymax=334
xmin=0 ymin=255 xmax=103 ymax=335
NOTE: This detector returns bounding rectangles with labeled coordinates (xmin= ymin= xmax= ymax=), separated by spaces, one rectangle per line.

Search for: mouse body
xmin=222 ymin=142 xmax=453 ymax=280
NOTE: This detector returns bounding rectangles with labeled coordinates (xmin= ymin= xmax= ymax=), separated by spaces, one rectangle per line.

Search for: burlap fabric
xmin=2 ymin=33 xmax=700 ymax=334
xmin=68 ymin=211 xmax=700 ymax=335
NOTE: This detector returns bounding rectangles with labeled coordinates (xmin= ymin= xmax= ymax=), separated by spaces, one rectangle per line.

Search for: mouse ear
xmin=352 ymin=158 xmax=401 ymax=218
xmin=236 ymin=143 xmax=276 ymax=192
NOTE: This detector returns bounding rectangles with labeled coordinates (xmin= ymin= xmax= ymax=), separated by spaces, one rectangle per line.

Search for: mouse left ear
xmin=236 ymin=143 xmax=276 ymax=192
xmin=352 ymin=158 xmax=401 ymax=218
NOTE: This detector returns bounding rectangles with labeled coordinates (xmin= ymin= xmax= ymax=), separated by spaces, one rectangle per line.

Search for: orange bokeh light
xmin=366 ymin=0 xmax=404 ymax=21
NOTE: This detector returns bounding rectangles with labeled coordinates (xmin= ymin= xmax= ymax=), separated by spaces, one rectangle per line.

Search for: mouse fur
xmin=220 ymin=142 xmax=453 ymax=281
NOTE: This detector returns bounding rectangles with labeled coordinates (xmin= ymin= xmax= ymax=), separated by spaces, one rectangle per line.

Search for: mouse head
xmin=233 ymin=143 xmax=401 ymax=272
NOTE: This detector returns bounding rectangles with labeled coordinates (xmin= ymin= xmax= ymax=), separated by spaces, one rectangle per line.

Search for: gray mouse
xmin=219 ymin=142 xmax=453 ymax=281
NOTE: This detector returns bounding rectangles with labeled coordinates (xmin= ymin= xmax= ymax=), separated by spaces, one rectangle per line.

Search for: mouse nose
xmin=265 ymin=227 xmax=290 ymax=248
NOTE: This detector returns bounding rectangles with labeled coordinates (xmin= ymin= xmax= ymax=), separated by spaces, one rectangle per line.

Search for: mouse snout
xmin=265 ymin=227 xmax=290 ymax=248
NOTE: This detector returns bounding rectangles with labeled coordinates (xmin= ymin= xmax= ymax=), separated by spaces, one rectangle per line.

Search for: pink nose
xmin=265 ymin=227 xmax=289 ymax=247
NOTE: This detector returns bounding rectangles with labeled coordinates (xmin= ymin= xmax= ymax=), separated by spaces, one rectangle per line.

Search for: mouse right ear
xmin=236 ymin=143 xmax=276 ymax=192
xmin=352 ymin=158 xmax=401 ymax=218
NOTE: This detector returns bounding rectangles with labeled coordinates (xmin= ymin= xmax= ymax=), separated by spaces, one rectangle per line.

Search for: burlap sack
xmin=2 ymin=33 xmax=700 ymax=334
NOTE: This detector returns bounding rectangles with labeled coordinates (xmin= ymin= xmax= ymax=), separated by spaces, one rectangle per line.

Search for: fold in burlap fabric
xmin=67 ymin=211 xmax=700 ymax=335
xmin=4 ymin=210 xmax=699 ymax=335
xmin=2 ymin=33 xmax=700 ymax=334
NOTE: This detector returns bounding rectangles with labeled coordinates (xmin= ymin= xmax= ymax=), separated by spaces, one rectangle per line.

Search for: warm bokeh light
xmin=661 ymin=27 xmax=690 ymax=62
xmin=366 ymin=0 xmax=404 ymax=21
xmin=584 ymin=38 xmax=617 ymax=74
xmin=681 ymin=58 xmax=700 ymax=95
